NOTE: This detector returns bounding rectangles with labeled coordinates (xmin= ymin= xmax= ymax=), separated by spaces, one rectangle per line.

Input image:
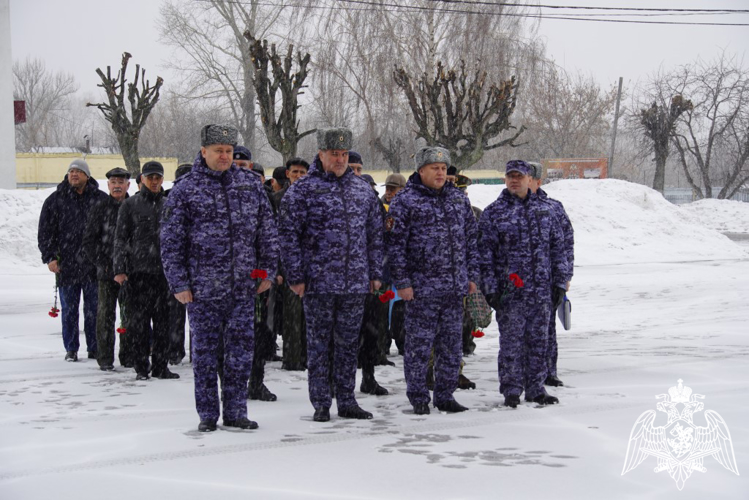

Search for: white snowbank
xmin=1 ymin=179 xmax=746 ymax=273
xmin=467 ymin=179 xmax=748 ymax=266
xmin=679 ymin=198 xmax=749 ymax=234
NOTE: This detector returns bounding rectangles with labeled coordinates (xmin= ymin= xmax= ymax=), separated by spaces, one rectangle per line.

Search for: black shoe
xmin=458 ymin=374 xmax=476 ymax=390
xmin=135 ymin=372 xmax=150 ymax=381
xmin=526 ymin=392 xmax=560 ymax=405
xmin=504 ymin=395 xmax=521 ymax=408
xmin=120 ymin=360 xmax=134 ymax=368
xmin=99 ymin=364 xmax=115 ymax=372
xmin=338 ymin=405 xmax=373 ymax=420
xmin=248 ymin=384 xmax=278 ymax=401
xmin=377 ymin=358 xmax=396 ymax=367
xmin=360 ymin=377 xmax=389 ymax=396
xmin=413 ymin=403 xmax=430 ymax=415
xmin=65 ymin=351 xmax=78 ymax=362
xmin=168 ymin=355 xmax=184 ymax=366
xmin=198 ymin=420 xmax=217 ymax=432
xmin=223 ymin=417 xmax=259 ymax=430
xmin=88 ymin=351 xmax=96 ymax=359
xmin=435 ymin=400 xmax=469 ymax=413
xmin=544 ymin=375 xmax=564 ymax=387
xmin=313 ymin=408 xmax=330 ymax=422
xmin=152 ymin=368 xmax=180 ymax=379
xmin=267 ymin=354 xmax=283 ymax=362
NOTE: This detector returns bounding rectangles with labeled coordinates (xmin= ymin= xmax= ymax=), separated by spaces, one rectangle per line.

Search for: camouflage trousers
xmin=547 ymin=307 xmax=558 ymax=378
xmin=404 ymin=294 xmax=463 ymax=406
xmin=187 ymin=297 xmax=254 ymax=422
xmin=303 ymin=293 xmax=365 ymax=411
xmin=496 ymin=296 xmax=549 ymax=400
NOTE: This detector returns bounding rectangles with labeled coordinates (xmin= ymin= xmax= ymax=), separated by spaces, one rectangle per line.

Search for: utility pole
xmin=608 ymin=77 xmax=623 ymax=179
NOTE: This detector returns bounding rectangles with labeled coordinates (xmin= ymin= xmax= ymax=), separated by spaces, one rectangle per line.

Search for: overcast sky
xmin=9 ymin=0 xmax=749 ymax=98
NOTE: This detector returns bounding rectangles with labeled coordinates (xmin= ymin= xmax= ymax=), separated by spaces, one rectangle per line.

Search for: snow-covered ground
xmin=1 ymin=179 xmax=747 ymax=499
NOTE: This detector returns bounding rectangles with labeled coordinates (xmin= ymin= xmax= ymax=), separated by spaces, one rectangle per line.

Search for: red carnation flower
xmin=116 ymin=327 xmax=126 ymax=334
xmin=250 ymin=269 xmax=268 ymax=280
xmin=48 ymin=310 xmax=58 ymax=318
xmin=471 ymin=330 xmax=485 ymax=338
xmin=509 ymin=273 xmax=524 ymax=288
xmin=379 ymin=290 xmax=395 ymax=303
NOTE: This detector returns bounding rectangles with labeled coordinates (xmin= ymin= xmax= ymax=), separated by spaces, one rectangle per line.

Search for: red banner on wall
xmin=542 ymin=158 xmax=608 ymax=180
xmin=14 ymin=101 xmax=26 ymax=124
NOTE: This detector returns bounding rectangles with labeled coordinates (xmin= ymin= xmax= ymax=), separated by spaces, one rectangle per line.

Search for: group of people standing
xmin=38 ymin=123 xmax=574 ymax=432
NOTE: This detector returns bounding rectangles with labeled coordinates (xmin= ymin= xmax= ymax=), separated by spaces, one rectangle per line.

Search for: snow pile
xmin=0 ymin=188 xmax=54 ymax=270
xmin=466 ymin=179 xmax=748 ymax=266
xmin=679 ymin=198 xmax=749 ymax=234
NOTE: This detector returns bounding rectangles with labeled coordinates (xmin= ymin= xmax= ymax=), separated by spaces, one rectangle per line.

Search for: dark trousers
xmin=304 ymin=294 xmax=365 ymax=411
xmin=358 ymin=294 xmax=388 ymax=375
xmin=547 ymin=308 xmax=558 ymax=377
xmin=281 ymin=283 xmax=307 ymax=370
xmin=168 ymin=295 xmax=187 ymax=363
xmin=250 ymin=289 xmax=274 ymax=391
xmin=95 ymin=279 xmax=121 ymax=367
xmin=126 ymin=273 xmax=170 ymax=375
xmin=59 ymin=281 xmax=98 ymax=353
xmin=390 ymin=300 xmax=406 ymax=355
xmin=189 ymin=297 xmax=255 ymax=422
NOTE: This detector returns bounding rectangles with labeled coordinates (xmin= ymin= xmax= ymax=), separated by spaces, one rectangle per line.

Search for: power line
xmin=421 ymin=1 xmax=749 ymax=14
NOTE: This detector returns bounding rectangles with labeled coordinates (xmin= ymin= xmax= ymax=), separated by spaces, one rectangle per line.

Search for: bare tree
xmin=669 ymin=54 xmax=749 ymax=199
xmin=87 ymin=52 xmax=164 ymax=175
xmin=521 ymin=70 xmax=619 ymax=161
xmin=159 ymin=0 xmax=309 ymax=151
xmin=12 ymin=57 xmax=79 ymax=151
xmin=638 ymin=95 xmax=693 ymax=193
xmin=394 ymin=60 xmax=525 ymax=170
xmin=244 ymin=32 xmax=315 ymax=162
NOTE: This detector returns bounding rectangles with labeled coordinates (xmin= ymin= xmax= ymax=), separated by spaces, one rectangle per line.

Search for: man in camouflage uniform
xmin=161 ymin=124 xmax=279 ymax=432
xmin=528 ymin=162 xmax=574 ymax=388
xmin=82 ymin=167 xmax=130 ymax=371
xmin=479 ymin=160 xmax=570 ymax=408
xmin=386 ymin=147 xmax=480 ymax=415
xmin=279 ymin=128 xmax=383 ymax=422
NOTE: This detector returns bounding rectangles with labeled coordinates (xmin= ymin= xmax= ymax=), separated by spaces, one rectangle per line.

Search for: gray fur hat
xmin=68 ymin=159 xmax=91 ymax=178
xmin=414 ymin=146 xmax=450 ymax=170
xmin=201 ymin=124 xmax=238 ymax=147
xmin=527 ymin=161 xmax=545 ymax=180
xmin=317 ymin=127 xmax=352 ymax=151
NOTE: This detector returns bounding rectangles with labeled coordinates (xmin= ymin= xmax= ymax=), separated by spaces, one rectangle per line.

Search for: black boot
xmin=152 ymin=367 xmax=180 ymax=379
xmin=65 ymin=351 xmax=77 ymax=362
xmin=338 ymin=405 xmax=373 ymax=420
xmin=458 ymin=374 xmax=476 ymax=390
xmin=198 ymin=420 xmax=217 ymax=432
xmin=526 ymin=392 xmax=559 ymax=405
xmin=360 ymin=370 xmax=389 ymax=396
xmin=544 ymin=375 xmax=564 ymax=387
xmin=313 ymin=408 xmax=330 ymax=422
xmin=223 ymin=417 xmax=259 ymax=430
xmin=504 ymin=395 xmax=521 ymax=408
xmin=248 ymin=383 xmax=278 ymax=402
xmin=435 ymin=400 xmax=468 ymax=413
xmin=413 ymin=403 xmax=430 ymax=415
xmin=135 ymin=372 xmax=150 ymax=381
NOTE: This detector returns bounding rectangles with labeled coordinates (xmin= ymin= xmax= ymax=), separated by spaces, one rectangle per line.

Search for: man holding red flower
xmin=478 ymin=160 xmax=571 ymax=409
xmin=161 ymin=124 xmax=279 ymax=432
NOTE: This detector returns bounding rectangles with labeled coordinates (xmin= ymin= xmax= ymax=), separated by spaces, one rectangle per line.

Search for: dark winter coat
xmin=278 ymin=159 xmax=383 ymax=295
xmin=113 ymin=186 xmax=166 ymax=277
xmin=38 ymin=175 xmax=108 ymax=286
xmin=82 ymin=194 xmax=128 ymax=281
xmin=536 ymin=188 xmax=575 ymax=273
xmin=160 ymin=157 xmax=279 ymax=302
xmin=385 ymin=172 xmax=480 ymax=298
xmin=479 ymin=188 xmax=571 ymax=303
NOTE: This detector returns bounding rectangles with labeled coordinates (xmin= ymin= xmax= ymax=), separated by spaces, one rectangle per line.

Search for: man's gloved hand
xmin=552 ymin=287 xmax=566 ymax=309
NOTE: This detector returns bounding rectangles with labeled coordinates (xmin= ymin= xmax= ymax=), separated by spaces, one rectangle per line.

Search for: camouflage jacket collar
xmin=407 ymin=170 xmax=451 ymax=198
xmin=308 ymin=157 xmax=355 ymax=183
xmin=500 ymin=187 xmax=532 ymax=205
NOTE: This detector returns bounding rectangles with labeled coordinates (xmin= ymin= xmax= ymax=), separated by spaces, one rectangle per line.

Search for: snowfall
xmin=0 ymin=178 xmax=747 ymax=500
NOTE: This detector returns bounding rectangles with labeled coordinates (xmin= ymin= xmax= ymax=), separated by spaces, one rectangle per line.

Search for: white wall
xmin=0 ymin=0 xmax=16 ymax=190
